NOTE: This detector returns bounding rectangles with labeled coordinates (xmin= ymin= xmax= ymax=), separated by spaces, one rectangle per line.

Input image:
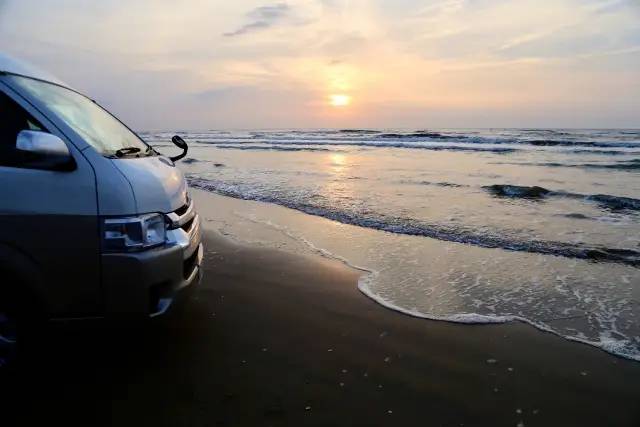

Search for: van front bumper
xmin=101 ymin=213 xmax=203 ymax=317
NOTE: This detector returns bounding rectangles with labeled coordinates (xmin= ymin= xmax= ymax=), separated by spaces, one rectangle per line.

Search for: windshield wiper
xmin=115 ymin=147 xmax=142 ymax=157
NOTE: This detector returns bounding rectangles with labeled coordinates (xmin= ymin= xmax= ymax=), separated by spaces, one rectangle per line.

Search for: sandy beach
xmin=2 ymin=191 xmax=639 ymax=427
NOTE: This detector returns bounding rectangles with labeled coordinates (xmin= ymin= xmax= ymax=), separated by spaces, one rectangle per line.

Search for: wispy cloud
xmin=223 ymin=3 xmax=290 ymax=37
xmin=589 ymin=0 xmax=634 ymax=14
xmin=497 ymin=29 xmax=560 ymax=51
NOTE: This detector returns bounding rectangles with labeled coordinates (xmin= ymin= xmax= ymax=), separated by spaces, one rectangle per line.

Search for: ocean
xmin=142 ymin=128 xmax=640 ymax=360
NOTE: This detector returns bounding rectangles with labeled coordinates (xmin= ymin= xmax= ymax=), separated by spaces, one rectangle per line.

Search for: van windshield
xmin=9 ymin=75 xmax=150 ymax=157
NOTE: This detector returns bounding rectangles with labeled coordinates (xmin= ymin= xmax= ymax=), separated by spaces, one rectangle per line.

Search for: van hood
xmin=111 ymin=156 xmax=188 ymax=214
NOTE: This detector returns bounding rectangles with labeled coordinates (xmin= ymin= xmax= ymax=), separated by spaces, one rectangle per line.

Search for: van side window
xmin=0 ymin=90 xmax=45 ymax=168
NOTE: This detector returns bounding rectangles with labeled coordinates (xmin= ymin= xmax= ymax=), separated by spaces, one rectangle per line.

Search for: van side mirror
xmin=170 ymin=135 xmax=188 ymax=162
xmin=16 ymin=130 xmax=74 ymax=171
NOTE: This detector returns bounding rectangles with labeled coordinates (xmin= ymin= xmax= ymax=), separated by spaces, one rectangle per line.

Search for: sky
xmin=0 ymin=0 xmax=639 ymax=130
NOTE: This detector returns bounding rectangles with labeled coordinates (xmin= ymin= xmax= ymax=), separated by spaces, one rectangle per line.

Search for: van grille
xmin=181 ymin=217 xmax=195 ymax=233
xmin=174 ymin=203 xmax=189 ymax=216
xmin=167 ymin=198 xmax=195 ymax=230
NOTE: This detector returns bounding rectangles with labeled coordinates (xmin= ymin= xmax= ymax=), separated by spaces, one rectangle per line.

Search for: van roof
xmin=0 ymin=52 xmax=70 ymax=87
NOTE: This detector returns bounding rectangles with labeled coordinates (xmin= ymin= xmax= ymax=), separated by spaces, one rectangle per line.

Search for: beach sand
xmin=2 ymin=192 xmax=640 ymax=426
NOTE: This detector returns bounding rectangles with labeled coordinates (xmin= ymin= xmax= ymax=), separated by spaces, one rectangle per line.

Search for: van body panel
xmin=0 ymin=215 xmax=102 ymax=316
xmin=111 ymin=156 xmax=188 ymax=214
xmin=80 ymin=147 xmax=138 ymax=216
xmin=0 ymin=82 xmax=102 ymax=316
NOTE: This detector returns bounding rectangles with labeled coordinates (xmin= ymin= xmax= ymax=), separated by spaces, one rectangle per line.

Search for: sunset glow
xmin=329 ymin=94 xmax=351 ymax=108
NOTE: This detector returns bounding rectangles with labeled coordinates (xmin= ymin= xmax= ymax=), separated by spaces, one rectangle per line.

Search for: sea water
xmin=142 ymin=128 xmax=640 ymax=360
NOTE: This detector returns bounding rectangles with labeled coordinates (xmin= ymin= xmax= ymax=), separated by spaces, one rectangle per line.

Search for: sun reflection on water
xmin=320 ymin=153 xmax=358 ymax=210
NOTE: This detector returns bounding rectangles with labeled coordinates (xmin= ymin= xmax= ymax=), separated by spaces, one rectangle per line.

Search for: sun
xmin=329 ymin=94 xmax=351 ymax=107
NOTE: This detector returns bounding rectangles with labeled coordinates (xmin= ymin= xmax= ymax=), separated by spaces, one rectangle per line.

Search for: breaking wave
xmin=493 ymin=159 xmax=640 ymax=170
xmin=188 ymin=177 xmax=640 ymax=266
xmin=484 ymin=184 xmax=640 ymax=211
xmin=214 ymin=144 xmax=338 ymax=152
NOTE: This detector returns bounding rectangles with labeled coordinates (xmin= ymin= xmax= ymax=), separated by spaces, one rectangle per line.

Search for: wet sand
xmin=2 ymin=230 xmax=640 ymax=426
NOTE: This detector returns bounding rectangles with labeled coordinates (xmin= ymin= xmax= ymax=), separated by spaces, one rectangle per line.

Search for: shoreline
xmin=357 ymin=269 xmax=639 ymax=363
xmin=191 ymin=188 xmax=640 ymax=363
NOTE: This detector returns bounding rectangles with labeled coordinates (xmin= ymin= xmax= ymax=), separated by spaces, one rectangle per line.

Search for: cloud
xmin=223 ymin=3 xmax=290 ymax=37
xmin=2 ymin=0 xmax=638 ymax=129
xmin=589 ymin=0 xmax=633 ymax=14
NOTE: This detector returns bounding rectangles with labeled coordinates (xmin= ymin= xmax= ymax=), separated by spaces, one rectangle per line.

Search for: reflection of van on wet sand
xmin=0 ymin=53 xmax=202 ymax=346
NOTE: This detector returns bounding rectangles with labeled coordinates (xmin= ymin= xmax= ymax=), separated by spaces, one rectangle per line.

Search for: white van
xmin=0 ymin=54 xmax=203 ymax=345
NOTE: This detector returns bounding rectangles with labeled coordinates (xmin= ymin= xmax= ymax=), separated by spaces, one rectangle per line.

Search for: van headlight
xmin=103 ymin=213 xmax=167 ymax=252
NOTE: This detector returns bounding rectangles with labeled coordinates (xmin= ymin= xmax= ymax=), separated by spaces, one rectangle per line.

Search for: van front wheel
xmin=0 ymin=279 xmax=42 ymax=357
xmin=0 ymin=302 xmax=19 ymax=367
xmin=0 ymin=309 xmax=18 ymax=347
